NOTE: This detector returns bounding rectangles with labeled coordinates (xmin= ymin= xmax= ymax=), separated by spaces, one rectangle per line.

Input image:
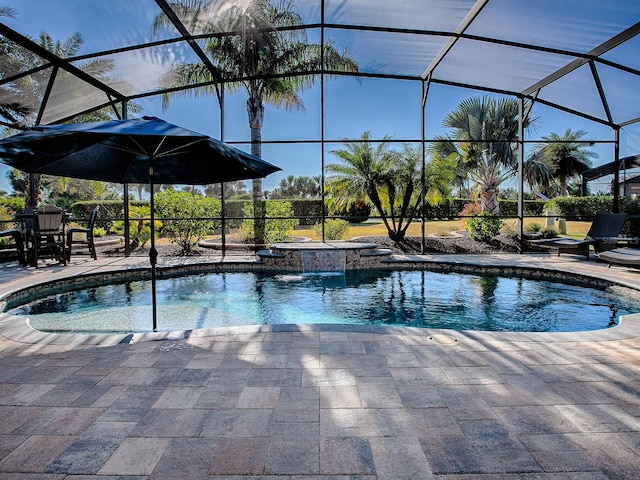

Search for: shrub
xmin=526 ymin=222 xmax=542 ymax=232
xmin=0 ymin=205 xmax=13 ymax=222
xmin=155 ymin=190 xmax=221 ymax=254
xmin=436 ymin=225 xmax=456 ymax=237
xmin=242 ymin=200 xmax=299 ymax=245
xmin=314 ymin=219 xmax=350 ymax=240
xmin=544 ymin=195 xmax=640 ymax=238
xmin=500 ymin=220 xmax=517 ymax=237
xmin=0 ymin=196 xmax=25 ymax=214
xmin=111 ymin=205 xmax=155 ymax=249
xmin=226 ymin=199 xmax=324 ymax=228
xmin=459 ymin=202 xmax=482 ymax=230
xmin=541 ymin=226 xmax=558 ymax=239
xmin=465 ymin=212 xmax=503 ymax=243
xmin=70 ymin=199 xmax=149 ymax=232
xmin=0 ymin=206 xmax=14 ymax=246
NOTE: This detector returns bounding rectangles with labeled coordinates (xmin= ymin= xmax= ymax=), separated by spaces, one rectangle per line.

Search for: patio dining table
xmin=13 ymin=210 xmax=71 ymax=267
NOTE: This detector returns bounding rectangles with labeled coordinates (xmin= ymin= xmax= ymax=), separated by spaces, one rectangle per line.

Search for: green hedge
xmin=288 ymin=199 xmax=324 ymax=224
xmin=422 ymin=198 xmax=546 ymax=218
xmin=69 ymin=200 xmax=149 ymax=231
xmin=545 ymin=195 xmax=640 ymax=238
xmin=545 ymin=196 xmax=614 ymax=219
xmin=67 ymin=196 xmax=552 ymax=234
xmin=499 ymin=200 xmax=546 ymax=216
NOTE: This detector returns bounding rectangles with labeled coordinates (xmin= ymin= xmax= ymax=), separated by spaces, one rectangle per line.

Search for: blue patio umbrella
xmin=0 ymin=116 xmax=281 ymax=331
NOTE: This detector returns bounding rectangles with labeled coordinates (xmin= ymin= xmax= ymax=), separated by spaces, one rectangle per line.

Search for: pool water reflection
xmin=9 ymin=269 xmax=639 ymax=334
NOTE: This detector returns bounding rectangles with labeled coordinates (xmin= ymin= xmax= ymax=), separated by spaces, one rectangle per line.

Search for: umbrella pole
xmin=29 ymin=173 xmax=36 ymax=208
xmin=149 ymin=166 xmax=158 ymax=332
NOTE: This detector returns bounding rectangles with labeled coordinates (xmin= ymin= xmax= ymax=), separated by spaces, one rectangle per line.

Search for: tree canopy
xmin=528 ymin=129 xmax=597 ymax=197
xmin=326 ymin=131 xmax=455 ymax=242
xmin=152 ymin=0 xmax=358 ymax=201
xmin=436 ymin=96 xmax=545 ymax=215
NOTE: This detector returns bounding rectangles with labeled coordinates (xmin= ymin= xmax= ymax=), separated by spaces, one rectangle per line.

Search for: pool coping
xmin=2 ymin=252 xmax=640 ymax=346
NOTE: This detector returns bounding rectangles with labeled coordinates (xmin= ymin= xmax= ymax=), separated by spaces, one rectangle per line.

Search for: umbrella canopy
xmin=0 ymin=116 xmax=280 ymax=184
xmin=0 ymin=116 xmax=281 ymax=332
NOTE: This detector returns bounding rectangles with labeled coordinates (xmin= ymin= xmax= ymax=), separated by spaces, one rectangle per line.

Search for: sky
xmin=1 ymin=0 xmax=639 ymax=196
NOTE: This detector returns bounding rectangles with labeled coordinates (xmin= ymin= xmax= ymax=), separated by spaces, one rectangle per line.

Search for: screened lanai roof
xmin=1 ymin=0 xmax=640 ymax=132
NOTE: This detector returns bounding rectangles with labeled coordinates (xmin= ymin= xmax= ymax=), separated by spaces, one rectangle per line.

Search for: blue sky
xmin=1 ymin=0 xmax=639 ymax=195
xmin=1 ymin=77 xmax=631 ymax=196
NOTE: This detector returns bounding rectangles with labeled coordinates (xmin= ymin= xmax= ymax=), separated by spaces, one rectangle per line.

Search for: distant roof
xmin=1 ymin=0 xmax=640 ymax=130
xmin=619 ymin=174 xmax=640 ymax=184
xmin=583 ymin=154 xmax=640 ymax=182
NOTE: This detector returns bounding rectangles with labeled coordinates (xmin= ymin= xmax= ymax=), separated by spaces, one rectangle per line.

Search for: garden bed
xmin=96 ymin=234 xmax=521 ymax=257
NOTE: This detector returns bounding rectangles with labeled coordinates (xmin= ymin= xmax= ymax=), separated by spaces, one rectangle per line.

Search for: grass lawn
xmin=557 ymin=221 xmax=590 ymax=239
xmin=196 ymin=217 xmax=591 ymax=245
xmin=292 ymin=218 xmax=592 ymax=241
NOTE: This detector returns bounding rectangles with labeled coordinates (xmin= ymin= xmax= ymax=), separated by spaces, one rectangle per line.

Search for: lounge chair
xmin=598 ymin=247 xmax=640 ymax=268
xmin=528 ymin=213 xmax=627 ymax=260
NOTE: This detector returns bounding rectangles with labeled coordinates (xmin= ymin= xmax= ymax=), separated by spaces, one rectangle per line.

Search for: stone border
xmin=427 ymin=230 xmax=466 ymax=239
xmin=257 ymin=241 xmax=393 ymax=270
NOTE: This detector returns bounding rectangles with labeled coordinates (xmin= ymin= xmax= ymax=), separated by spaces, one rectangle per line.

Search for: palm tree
xmin=325 ymin=131 xmax=395 ymax=229
xmin=326 ymin=131 xmax=455 ymax=242
xmin=152 ymin=0 xmax=358 ymax=201
xmin=439 ymin=96 xmax=545 ymax=215
xmin=528 ymin=129 xmax=597 ymax=196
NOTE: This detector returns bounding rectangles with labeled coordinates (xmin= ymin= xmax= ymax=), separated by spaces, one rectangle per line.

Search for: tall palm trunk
xmin=26 ymin=174 xmax=42 ymax=209
xmin=472 ymin=161 xmax=503 ymax=216
xmin=480 ymin=187 xmax=500 ymax=216
xmin=559 ymin=177 xmax=568 ymax=196
xmin=247 ymin=83 xmax=266 ymax=245
xmin=247 ymin=88 xmax=264 ymax=202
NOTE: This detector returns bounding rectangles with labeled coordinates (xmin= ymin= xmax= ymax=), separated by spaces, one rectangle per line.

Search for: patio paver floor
xmin=0 ymin=252 xmax=639 ymax=478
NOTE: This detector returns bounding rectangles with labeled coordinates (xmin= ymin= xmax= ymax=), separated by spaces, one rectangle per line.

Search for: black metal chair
xmin=27 ymin=205 xmax=67 ymax=267
xmin=66 ymin=206 xmax=99 ymax=260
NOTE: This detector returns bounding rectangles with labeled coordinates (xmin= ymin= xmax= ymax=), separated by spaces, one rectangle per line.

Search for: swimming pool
xmin=8 ymin=269 xmax=639 ymax=334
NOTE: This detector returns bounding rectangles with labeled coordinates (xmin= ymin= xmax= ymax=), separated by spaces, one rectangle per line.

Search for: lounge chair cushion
xmin=598 ymin=247 xmax=640 ymax=267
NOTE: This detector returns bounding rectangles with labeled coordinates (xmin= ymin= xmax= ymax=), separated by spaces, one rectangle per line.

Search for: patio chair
xmin=27 ymin=205 xmax=67 ymax=267
xmin=528 ymin=213 xmax=627 ymax=260
xmin=598 ymin=247 xmax=640 ymax=268
xmin=66 ymin=206 xmax=99 ymax=260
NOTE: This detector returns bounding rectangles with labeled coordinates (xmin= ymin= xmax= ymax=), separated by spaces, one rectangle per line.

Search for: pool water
xmin=8 ymin=270 xmax=639 ymax=334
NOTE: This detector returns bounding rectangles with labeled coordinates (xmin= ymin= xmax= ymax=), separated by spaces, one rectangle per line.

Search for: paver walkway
xmin=0 ymin=252 xmax=639 ymax=479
